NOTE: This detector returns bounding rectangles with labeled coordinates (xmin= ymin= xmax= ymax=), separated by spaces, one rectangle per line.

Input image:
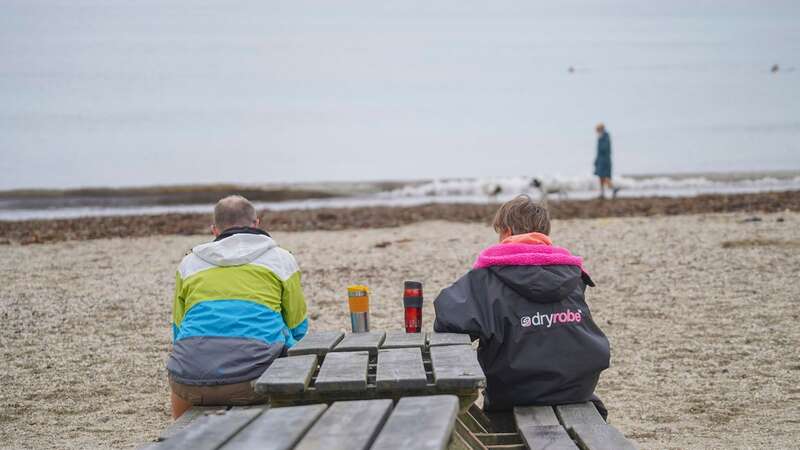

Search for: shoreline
xmin=1 ymin=190 xmax=798 ymax=245
xmin=2 ymin=170 xmax=799 ymax=218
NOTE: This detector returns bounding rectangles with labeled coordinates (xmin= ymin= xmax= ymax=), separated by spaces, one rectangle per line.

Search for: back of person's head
xmin=492 ymin=194 xmax=550 ymax=236
xmin=595 ymin=123 xmax=605 ymax=133
xmin=213 ymin=195 xmax=258 ymax=232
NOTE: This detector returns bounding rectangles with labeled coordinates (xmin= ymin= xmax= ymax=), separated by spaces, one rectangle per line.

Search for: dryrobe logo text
xmin=520 ymin=309 xmax=583 ymax=328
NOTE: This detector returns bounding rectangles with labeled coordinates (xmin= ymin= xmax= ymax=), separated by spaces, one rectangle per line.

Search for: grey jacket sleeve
xmin=432 ymin=270 xmax=496 ymax=342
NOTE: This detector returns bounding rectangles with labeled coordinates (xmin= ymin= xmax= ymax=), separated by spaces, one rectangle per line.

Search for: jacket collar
xmin=214 ymin=226 xmax=271 ymax=242
xmin=501 ymin=232 xmax=552 ymax=246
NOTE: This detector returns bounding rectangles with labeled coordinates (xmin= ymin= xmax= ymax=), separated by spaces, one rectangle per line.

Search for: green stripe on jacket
xmin=172 ymin=263 xmax=306 ymax=329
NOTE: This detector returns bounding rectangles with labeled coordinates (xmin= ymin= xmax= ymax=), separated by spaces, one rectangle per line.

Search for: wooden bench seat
xmin=143 ymin=407 xmax=264 ymax=450
xmin=221 ymin=404 xmax=327 ymax=450
xmin=371 ymin=395 xmax=459 ymax=450
xmin=147 ymin=396 xmax=461 ymax=450
xmin=513 ymin=406 xmax=575 ymax=450
xmin=513 ymin=402 xmax=638 ymax=450
xmin=294 ymin=399 xmax=393 ymax=450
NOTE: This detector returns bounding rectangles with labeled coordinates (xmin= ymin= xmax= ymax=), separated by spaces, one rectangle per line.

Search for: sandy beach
xmin=1 ymin=211 xmax=799 ymax=449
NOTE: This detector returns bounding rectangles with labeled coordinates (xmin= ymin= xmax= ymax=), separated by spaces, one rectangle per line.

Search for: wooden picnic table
xmin=146 ymin=330 xmax=638 ymax=449
xmin=256 ymin=331 xmax=483 ymax=411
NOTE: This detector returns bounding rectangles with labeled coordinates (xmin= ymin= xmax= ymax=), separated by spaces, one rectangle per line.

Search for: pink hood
xmin=473 ymin=243 xmax=584 ymax=269
xmin=473 ymin=242 xmax=593 ymax=286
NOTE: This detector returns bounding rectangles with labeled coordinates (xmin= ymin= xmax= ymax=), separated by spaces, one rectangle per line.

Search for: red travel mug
xmin=403 ymin=281 xmax=423 ymax=333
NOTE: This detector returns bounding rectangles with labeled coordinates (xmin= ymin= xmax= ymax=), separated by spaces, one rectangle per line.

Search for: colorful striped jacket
xmin=166 ymin=228 xmax=308 ymax=385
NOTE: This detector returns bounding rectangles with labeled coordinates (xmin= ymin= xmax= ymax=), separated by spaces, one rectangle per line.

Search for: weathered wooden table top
xmin=256 ymin=331 xmax=484 ymax=405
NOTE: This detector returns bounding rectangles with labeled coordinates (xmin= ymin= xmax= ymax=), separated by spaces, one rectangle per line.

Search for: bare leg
xmin=598 ymin=178 xmax=606 ymax=199
xmin=171 ymin=390 xmax=193 ymax=419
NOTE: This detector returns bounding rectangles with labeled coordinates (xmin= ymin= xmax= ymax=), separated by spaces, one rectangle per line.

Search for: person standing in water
xmin=594 ymin=123 xmax=619 ymax=199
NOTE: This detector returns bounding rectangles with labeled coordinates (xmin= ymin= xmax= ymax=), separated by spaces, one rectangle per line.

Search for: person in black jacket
xmin=433 ymin=195 xmax=610 ymax=414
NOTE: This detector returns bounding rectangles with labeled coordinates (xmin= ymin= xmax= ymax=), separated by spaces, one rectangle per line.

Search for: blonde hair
xmin=492 ymin=194 xmax=551 ymax=236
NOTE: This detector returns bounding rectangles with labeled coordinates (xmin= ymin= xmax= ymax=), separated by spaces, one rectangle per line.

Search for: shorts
xmin=169 ymin=378 xmax=268 ymax=406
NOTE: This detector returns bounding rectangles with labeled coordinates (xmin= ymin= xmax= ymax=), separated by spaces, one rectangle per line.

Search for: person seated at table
xmin=433 ymin=195 xmax=610 ymax=414
xmin=167 ymin=195 xmax=308 ymax=418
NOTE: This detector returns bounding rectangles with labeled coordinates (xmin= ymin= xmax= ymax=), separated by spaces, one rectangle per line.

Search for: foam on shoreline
xmin=1 ymin=171 xmax=799 ymax=221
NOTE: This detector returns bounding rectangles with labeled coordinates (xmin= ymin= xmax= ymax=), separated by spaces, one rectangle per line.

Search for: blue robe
xmin=594 ymin=132 xmax=612 ymax=178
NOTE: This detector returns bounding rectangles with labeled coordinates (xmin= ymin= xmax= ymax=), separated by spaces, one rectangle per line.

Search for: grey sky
xmin=1 ymin=0 xmax=799 ymax=189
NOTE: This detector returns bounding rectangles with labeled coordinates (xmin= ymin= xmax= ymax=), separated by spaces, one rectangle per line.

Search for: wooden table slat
xmin=516 ymin=425 xmax=577 ymax=450
xmin=254 ymin=354 xmax=318 ymax=394
xmin=157 ymin=406 xmax=226 ymax=441
xmin=314 ymin=351 xmax=369 ymax=392
xmin=375 ymin=347 xmax=428 ymax=391
xmin=430 ymin=345 xmax=485 ymax=390
xmin=332 ymin=332 xmax=386 ymax=355
xmin=369 ymin=395 xmax=459 ymax=450
xmin=513 ymin=405 xmax=561 ymax=427
xmin=380 ymin=331 xmax=426 ymax=349
xmin=428 ymin=332 xmax=471 ymax=347
xmin=220 ymin=404 xmax=328 ymax=450
xmin=514 ymin=406 xmax=576 ymax=449
xmin=554 ymin=402 xmax=607 ymax=428
xmin=570 ymin=424 xmax=638 ymax=450
xmin=553 ymin=403 xmax=637 ymax=450
xmin=287 ymin=331 xmax=345 ymax=356
xmin=294 ymin=399 xmax=393 ymax=450
xmin=148 ymin=407 xmax=264 ymax=450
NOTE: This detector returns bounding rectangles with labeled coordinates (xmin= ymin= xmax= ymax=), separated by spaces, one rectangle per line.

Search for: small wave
xmin=379 ymin=174 xmax=800 ymax=199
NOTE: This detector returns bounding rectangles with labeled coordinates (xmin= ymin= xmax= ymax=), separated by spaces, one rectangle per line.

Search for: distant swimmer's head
xmin=595 ymin=123 xmax=605 ymax=134
xmin=212 ymin=195 xmax=260 ymax=236
xmin=492 ymin=194 xmax=550 ymax=242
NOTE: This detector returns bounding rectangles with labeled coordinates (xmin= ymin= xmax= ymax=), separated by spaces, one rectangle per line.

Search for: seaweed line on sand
xmin=0 ymin=190 xmax=798 ymax=245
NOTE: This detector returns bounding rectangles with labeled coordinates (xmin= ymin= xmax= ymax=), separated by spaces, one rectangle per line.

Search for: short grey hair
xmin=492 ymin=194 xmax=551 ymax=236
xmin=214 ymin=195 xmax=257 ymax=230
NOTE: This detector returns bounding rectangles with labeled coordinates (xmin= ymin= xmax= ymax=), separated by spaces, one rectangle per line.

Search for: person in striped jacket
xmin=167 ymin=195 xmax=308 ymax=418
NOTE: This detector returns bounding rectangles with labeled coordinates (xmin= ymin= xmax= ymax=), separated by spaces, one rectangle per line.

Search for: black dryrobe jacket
xmin=433 ymin=239 xmax=610 ymax=412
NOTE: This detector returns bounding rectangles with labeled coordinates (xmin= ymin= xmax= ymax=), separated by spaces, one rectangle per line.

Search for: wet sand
xmin=1 ymin=212 xmax=799 ymax=449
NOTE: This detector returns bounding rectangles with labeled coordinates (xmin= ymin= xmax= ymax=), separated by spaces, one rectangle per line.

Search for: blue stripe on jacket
xmin=289 ymin=317 xmax=309 ymax=342
xmin=174 ymin=299 xmax=299 ymax=347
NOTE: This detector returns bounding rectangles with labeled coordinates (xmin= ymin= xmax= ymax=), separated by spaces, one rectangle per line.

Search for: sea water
xmin=1 ymin=1 xmax=799 ymax=197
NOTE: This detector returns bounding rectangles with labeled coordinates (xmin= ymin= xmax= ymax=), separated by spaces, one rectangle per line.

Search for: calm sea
xmin=2 ymin=0 xmax=799 ymax=191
